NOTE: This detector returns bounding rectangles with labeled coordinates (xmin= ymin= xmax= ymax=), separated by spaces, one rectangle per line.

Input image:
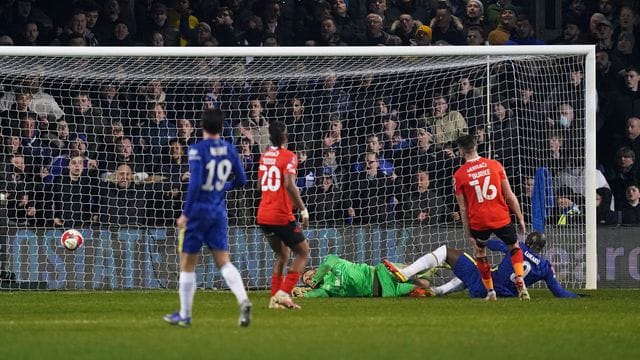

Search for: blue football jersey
xmin=182 ymin=138 xmax=247 ymax=220
xmin=489 ymin=240 xmax=577 ymax=298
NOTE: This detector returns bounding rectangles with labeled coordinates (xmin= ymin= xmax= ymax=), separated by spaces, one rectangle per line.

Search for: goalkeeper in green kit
xmin=295 ymin=254 xmax=432 ymax=298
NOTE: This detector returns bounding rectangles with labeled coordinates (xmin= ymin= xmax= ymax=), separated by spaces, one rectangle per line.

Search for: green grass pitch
xmin=1 ymin=290 xmax=639 ymax=360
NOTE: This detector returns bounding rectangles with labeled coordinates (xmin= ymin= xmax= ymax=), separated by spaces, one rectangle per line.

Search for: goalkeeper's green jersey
xmin=304 ymin=254 xmax=415 ymax=298
xmin=305 ymin=255 xmax=375 ymax=298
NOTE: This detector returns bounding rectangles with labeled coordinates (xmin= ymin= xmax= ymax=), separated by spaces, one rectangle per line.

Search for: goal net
xmin=0 ymin=47 xmax=595 ymax=291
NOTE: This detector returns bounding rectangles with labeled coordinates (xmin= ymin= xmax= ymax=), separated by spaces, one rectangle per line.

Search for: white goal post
xmin=0 ymin=45 xmax=596 ymax=290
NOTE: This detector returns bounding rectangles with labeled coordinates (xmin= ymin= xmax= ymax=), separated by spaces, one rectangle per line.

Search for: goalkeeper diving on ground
xmin=383 ymin=232 xmax=578 ymax=299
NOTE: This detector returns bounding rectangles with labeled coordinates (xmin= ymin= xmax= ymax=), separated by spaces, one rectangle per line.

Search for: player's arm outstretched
xmin=283 ymin=163 xmax=309 ymax=228
xmin=544 ymin=271 xmax=578 ymax=298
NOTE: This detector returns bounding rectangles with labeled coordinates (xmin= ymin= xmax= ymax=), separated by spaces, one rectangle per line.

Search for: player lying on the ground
xmin=294 ymin=254 xmax=432 ymax=298
xmin=384 ymin=232 xmax=578 ymax=299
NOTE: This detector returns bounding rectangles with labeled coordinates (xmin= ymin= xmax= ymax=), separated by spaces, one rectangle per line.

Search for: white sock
xmin=220 ymin=263 xmax=248 ymax=304
xmin=401 ymin=245 xmax=448 ymax=279
xmin=179 ymin=271 xmax=196 ymax=319
xmin=434 ymin=277 xmax=465 ymax=296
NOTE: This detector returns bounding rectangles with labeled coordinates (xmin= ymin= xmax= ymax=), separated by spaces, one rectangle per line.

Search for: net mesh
xmin=0 ymin=53 xmax=587 ymax=290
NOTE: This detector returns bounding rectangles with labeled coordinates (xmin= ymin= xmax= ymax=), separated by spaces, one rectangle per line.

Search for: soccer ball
xmin=61 ymin=229 xmax=84 ymax=251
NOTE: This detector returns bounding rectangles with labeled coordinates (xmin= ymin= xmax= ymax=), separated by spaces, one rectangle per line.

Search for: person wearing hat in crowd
xmin=412 ymin=24 xmax=432 ymax=45
xmin=486 ymin=0 xmax=522 ymax=28
xmin=487 ymin=4 xmax=517 ymax=45
xmin=596 ymin=16 xmax=615 ymax=51
xmin=551 ymin=16 xmax=588 ymax=45
xmin=462 ymin=0 xmax=484 ymax=28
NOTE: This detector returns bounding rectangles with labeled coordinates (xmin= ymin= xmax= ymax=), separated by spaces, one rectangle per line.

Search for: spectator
xmin=313 ymin=72 xmax=352 ymax=118
xmin=213 ymin=7 xmax=242 ymax=46
xmin=564 ymin=0 xmax=589 ymax=32
xmin=47 ymin=133 xmax=98 ymax=184
xmin=413 ymin=24 xmax=432 ymax=45
xmin=67 ymin=90 xmax=107 ymax=147
xmin=106 ymin=137 xmax=148 ymax=175
xmin=138 ymin=102 xmax=177 ymax=157
xmin=596 ymin=187 xmax=617 ymax=225
xmin=462 ymin=0 xmax=484 ymax=27
xmin=387 ymin=0 xmax=430 ymax=25
xmin=353 ymin=134 xmax=394 ymax=176
xmin=391 ymin=14 xmax=422 ymax=46
xmin=346 ymin=152 xmax=397 ymax=224
xmin=606 ymin=66 xmax=640 ymax=138
xmin=82 ymin=1 xmax=100 ymax=34
xmin=149 ymin=30 xmax=165 ymax=46
xmin=181 ymin=20 xmax=216 ymax=46
xmin=485 ymin=0 xmax=521 ymax=28
xmin=14 ymin=21 xmax=45 ymax=46
xmin=595 ymin=17 xmax=615 ymax=51
xmin=305 ymin=173 xmax=345 ymax=225
xmin=48 ymin=120 xmax=71 ymax=158
xmin=0 ymin=35 xmax=14 ymax=45
xmin=423 ymin=94 xmax=468 ymax=149
xmin=607 ymin=146 xmax=640 ymax=209
xmin=3 ymin=154 xmax=35 ymax=226
xmin=104 ymin=20 xmax=136 ymax=46
xmin=98 ymin=164 xmax=148 ymax=226
xmin=505 ymin=14 xmax=544 ymax=45
xmin=449 ymin=76 xmax=484 ymax=130
xmin=176 ymin=118 xmax=197 ymax=147
xmin=52 ymin=155 xmax=99 ymax=228
xmin=93 ymin=0 xmax=130 ymax=43
xmin=551 ymin=17 xmax=587 ymax=45
xmin=284 ymin=96 xmax=316 ymax=148
xmin=367 ymin=0 xmax=392 ymax=30
xmin=97 ymin=83 xmax=122 ymax=123
xmin=430 ymin=2 xmax=465 ymax=45
xmin=598 ymin=0 xmax=617 ymax=28
xmin=617 ymin=4 xmax=636 ymax=35
xmin=330 ymin=0 xmax=363 ymax=44
xmin=618 ymin=117 xmax=640 ymax=159
xmin=145 ymin=3 xmax=179 ymax=46
xmin=399 ymin=169 xmax=446 ymax=226
xmin=355 ymin=12 xmax=401 ymax=45
xmin=596 ymin=49 xmax=623 ymax=95
xmin=589 ymin=12 xmax=607 ymax=42
xmin=57 ymin=9 xmax=98 ymax=46
xmin=488 ymin=5 xmax=517 ymax=45
xmin=491 ymin=98 xmax=518 ymax=172
xmin=621 ymin=184 xmax=640 ymax=224
xmin=612 ymin=31 xmax=639 ymax=68
xmin=1 ymin=87 xmax=32 ymax=133
xmin=465 ymin=24 xmax=486 ymax=45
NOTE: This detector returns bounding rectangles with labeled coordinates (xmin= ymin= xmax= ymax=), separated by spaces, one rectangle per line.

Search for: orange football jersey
xmin=453 ymin=157 xmax=511 ymax=231
xmin=257 ymin=146 xmax=297 ymax=225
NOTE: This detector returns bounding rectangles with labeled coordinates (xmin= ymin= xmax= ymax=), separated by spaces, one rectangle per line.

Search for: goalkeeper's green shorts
xmin=375 ymin=264 xmax=415 ymax=297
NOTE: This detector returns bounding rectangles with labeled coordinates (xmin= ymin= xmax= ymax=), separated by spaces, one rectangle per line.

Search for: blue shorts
xmin=453 ymin=253 xmax=488 ymax=298
xmin=179 ymin=217 xmax=228 ymax=253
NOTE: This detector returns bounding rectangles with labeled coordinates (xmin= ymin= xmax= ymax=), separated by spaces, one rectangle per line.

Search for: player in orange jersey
xmin=452 ymin=134 xmax=529 ymax=301
xmin=257 ymin=121 xmax=310 ymax=309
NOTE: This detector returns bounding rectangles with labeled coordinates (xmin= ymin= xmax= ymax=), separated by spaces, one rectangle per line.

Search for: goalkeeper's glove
xmin=292 ymin=286 xmax=311 ymax=298
xmin=300 ymin=208 xmax=309 ymax=220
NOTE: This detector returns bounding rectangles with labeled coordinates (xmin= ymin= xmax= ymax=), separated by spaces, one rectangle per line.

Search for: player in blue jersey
xmin=386 ymin=232 xmax=577 ymax=298
xmin=164 ymin=109 xmax=252 ymax=328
